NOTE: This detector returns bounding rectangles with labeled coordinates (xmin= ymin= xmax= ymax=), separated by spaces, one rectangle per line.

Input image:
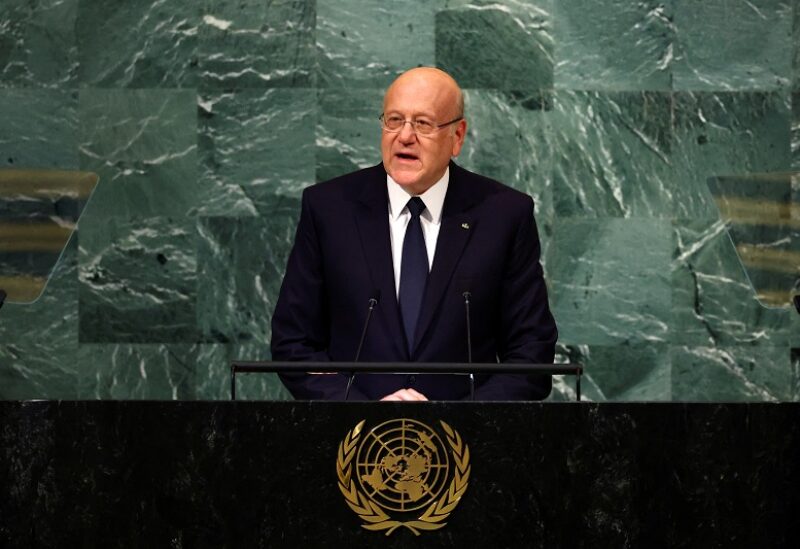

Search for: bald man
xmin=271 ymin=67 xmax=557 ymax=401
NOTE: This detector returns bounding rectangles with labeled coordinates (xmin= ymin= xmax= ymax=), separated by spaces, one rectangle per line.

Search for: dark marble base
xmin=1 ymin=402 xmax=798 ymax=548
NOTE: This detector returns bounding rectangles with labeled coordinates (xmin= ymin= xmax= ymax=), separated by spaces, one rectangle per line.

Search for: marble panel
xmin=794 ymin=0 xmax=800 ymax=89
xmin=78 ymin=88 xmax=200 ymax=219
xmin=545 ymin=218 xmax=672 ymax=346
xmin=459 ymin=90 xmax=553 ymax=217
xmin=316 ymin=88 xmax=383 ymax=182
xmin=671 ymin=345 xmax=795 ymax=401
xmin=317 ymin=0 xmax=442 ymax=88
xmin=78 ymin=216 xmax=198 ymax=343
xmin=76 ymin=0 xmax=198 ymax=88
xmin=197 ymin=88 xmax=315 ymax=216
xmin=0 ymin=88 xmax=78 ymax=169
xmin=197 ymin=342 xmax=291 ymax=400
xmin=551 ymin=343 xmax=671 ymax=402
xmin=196 ymin=211 xmax=297 ymax=346
xmin=0 ymin=0 xmax=77 ymax=87
xmin=549 ymin=91 xmax=673 ymax=217
xmin=0 ymin=238 xmax=78 ymax=399
xmin=436 ymin=0 xmax=553 ymax=90
xmin=671 ymin=219 xmax=792 ymax=346
xmin=673 ymin=0 xmax=792 ymax=91
xmin=671 ymin=92 xmax=792 ymax=218
xmin=199 ymin=0 xmax=315 ymax=88
xmin=793 ymin=90 xmax=800 ymax=169
xmin=553 ymin=0 xmax=673 ymax=91
xmin=77 ymin=343 xmax=205 ymax=399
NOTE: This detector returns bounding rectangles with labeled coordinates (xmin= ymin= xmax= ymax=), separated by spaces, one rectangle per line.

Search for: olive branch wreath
xmin=336 ymin=419 xmax=471 ymax=536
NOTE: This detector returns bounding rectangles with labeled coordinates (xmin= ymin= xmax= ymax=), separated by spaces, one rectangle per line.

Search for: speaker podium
xmin=1 ymin=400 xmax=797 ymax=547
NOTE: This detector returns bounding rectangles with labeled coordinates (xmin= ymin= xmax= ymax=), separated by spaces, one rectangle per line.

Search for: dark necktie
xmin=399 ymin=197 xmax=428 ymax=355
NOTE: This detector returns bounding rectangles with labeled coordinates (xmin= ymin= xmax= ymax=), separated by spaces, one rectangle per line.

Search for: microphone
xmin=462 ymin=291 xmax=475 ymax=401
xmin=345 ymin=292 xmax=380 ymax=400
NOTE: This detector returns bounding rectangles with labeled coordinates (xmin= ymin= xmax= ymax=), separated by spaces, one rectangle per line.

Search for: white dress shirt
xmin=387 ymin=168 xmax=449 ymax=298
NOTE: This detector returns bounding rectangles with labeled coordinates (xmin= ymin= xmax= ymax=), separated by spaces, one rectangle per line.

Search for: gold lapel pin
xmin=461 ymin=222 xmax=470 ymax=230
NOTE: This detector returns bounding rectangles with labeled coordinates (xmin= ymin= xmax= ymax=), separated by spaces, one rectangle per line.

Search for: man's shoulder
xmin=303 ymin=163 xmax=384 ymax=202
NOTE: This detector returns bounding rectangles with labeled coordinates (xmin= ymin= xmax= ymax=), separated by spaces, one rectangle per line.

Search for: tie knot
xmin=406 ymin=197 xmax=426 ymax=218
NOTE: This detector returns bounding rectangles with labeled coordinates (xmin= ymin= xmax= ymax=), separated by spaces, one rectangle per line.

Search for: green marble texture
xmin=78 ymin=215 xmax=198 ymax=343
xmin=550 ymin=91 xmax=673 ymax=217
xmin=671 ymin=344 xmax=795 ymax=401
xmin=546 ymin=218 xmax=672 ymax=345
xmin=196 ymin=210 xmax=298 ymax=345
xmin=199 ymin=0 xmax=315 ymax=88
xmin=0 ymin=238 xmax=78 ymax=399
xmin=0 ymin=0 xmax=77 ymax=87
xmin=0 ymin=89 xmax=78 ymax=169
xmin=671 ymin=91 xmax=792 ymax=218
xmin=459 ymin=90 xmax=553 ymax=217
xmin=0 ymin=0 xmax=798 ymax=402
xmin=76 ymin=0 xmax=198 ymax=88
xmin=197 ymin=88 xmax=315 ymax=215
xmin=316 ymin=87 xmax=383 ymax=181
xmin=673 ymin=0 xmax=792 ymax=91
xmin=553 ymin=0 xmax=673 ymax=91
xmin=318 ymin=0 xmax=441 ymax=88
xmin=793 ymin=91 xmax=800 ymax=168
xmin=670 ymin=220 xmax=791 ymax=346
xmin=436 ymin=0 xmax=553 ymax=90
xmin=78 ymin=89 xmax=200 ymax=219
xmin=550 ymin=343 xmax=671 ymax=402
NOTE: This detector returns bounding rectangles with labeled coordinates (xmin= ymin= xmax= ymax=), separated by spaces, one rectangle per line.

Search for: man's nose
xmin=398 ymin=121 xmax=417 ymax=142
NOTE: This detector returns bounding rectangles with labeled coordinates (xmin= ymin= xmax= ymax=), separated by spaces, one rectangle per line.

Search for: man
xmin=271 ymin=67 xmax=557 ymax=401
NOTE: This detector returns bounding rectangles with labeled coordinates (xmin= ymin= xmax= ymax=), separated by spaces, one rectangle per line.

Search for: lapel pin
xmin=461 ymin=222 xmax=470 ymax=230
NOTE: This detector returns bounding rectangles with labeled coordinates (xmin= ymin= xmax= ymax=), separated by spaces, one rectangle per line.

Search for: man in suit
xmin=271 ymin=67 xmax=557 ymax=401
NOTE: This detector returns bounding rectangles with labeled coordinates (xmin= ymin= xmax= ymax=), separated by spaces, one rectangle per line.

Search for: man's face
xmin=381 ymin=70 xmax=466 ymax=195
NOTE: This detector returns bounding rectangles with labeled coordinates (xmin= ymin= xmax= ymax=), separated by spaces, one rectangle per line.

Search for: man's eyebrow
xmin=383 ymin=109 xmax=437 ymax=119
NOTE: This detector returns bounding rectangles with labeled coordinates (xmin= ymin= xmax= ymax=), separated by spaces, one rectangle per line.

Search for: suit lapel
xmin=413 ymin=164 xmax=478 ymax=354
xmin=353 ymin=165 xmax=408 ymax=359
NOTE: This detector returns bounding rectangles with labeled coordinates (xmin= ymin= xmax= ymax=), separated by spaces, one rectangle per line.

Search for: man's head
xmin=380 ymin=67 xmax=467 ymax=195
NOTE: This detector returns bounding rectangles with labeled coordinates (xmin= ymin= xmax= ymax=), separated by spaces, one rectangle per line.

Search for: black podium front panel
xmin=1 ymin=402 xmax=798 ymax=547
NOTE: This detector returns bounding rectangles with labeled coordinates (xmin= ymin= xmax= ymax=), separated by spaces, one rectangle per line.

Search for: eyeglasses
xmin=379 ymin=114 xmax=463 ymax=136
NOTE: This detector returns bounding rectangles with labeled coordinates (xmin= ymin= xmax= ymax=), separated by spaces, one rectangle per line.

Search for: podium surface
xmin=1 ymin=401 xmax=797 ymax=547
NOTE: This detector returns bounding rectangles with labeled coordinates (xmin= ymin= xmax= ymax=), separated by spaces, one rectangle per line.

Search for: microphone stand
xmin=345 ymin=296 xmax=378 ymax=400
xmin=463 ymin=291 xmax=475 ymax=401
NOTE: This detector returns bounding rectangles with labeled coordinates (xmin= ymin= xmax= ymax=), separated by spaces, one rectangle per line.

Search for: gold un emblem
xmin=336 ymin=418 xmax=471 ymax=536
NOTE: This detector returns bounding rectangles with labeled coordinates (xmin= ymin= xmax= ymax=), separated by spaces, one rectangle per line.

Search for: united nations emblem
xmin=336 ymin=418 xmax=471 ymax=536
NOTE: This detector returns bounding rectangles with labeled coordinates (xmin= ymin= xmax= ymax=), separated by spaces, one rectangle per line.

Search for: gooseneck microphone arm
xmin=345 ymin=294 xmax=379 ymax=400
xmin=462 ymin=291 xmax=475 ymax=401
xmin=0 ymin=289 xmax=6 ymax=311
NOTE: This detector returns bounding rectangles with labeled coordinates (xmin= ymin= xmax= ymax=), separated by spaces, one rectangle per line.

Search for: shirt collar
xmin=387 ymin=167 xmax=449 ymax=223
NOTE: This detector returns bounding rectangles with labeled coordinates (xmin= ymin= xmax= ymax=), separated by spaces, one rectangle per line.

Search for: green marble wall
xmin=1 ymin=0 xmax=798 ymax=401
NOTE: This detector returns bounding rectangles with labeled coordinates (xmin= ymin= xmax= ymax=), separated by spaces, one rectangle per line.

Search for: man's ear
xmin=451 ymin=119 xmax=467 ymax=157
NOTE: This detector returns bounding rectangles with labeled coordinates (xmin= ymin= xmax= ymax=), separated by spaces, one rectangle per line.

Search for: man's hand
xmin=380 ymin=388 xmax=428 ymax=401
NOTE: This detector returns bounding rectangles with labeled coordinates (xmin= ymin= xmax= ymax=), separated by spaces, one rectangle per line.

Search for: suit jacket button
xmin=408 ymin=375 xmax=416 ymax=385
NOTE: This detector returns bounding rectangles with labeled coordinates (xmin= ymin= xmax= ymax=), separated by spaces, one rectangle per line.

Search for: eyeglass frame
xmin=379 ymin=113 xmax=464 ymax=136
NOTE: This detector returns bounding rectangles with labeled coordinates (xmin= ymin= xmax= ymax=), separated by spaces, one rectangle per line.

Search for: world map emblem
xmin=336 ymin=418 xmax=471 ymax=536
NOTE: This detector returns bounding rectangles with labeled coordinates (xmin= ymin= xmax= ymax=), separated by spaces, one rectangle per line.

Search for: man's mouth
xmin=395 ymin=152 xmax=419 ymax=161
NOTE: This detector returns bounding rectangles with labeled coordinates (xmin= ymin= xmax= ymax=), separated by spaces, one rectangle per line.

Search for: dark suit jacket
xmin=270 ymin=161 xmax=557 ymax=400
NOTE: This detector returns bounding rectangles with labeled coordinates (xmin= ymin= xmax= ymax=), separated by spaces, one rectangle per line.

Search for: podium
xmin=1 ymin=401 xmax=797 ymax=547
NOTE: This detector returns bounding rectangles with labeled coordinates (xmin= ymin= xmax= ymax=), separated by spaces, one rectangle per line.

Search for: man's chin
xmin=387 ymin=167 xmax=422 ymax=188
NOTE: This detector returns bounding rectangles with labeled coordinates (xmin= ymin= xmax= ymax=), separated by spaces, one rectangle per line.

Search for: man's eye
xmin=386 ymin=116 xmax=405 ymax=126
xmin=415 ymin=120 xmax=434 ymax=131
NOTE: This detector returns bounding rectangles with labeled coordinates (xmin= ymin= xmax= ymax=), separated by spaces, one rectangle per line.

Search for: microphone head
xmin=369 ymin=290 xmax=380 ymax=307
xmin=462 ymin=291 xmax=471 ymax=302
